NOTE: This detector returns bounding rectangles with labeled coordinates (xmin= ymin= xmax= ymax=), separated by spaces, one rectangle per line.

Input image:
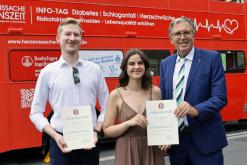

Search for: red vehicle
xmin=0 ymin=0 xmax=246 ymax=153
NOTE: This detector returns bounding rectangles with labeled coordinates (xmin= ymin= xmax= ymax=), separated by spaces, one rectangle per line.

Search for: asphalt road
xmin=1 ymin=123 xmax=247 ymax=165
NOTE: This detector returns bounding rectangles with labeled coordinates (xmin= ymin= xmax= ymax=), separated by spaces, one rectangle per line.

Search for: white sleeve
xmin=97 ymin=69 xmax=109 ymax=122
xmin=29 ymin=69 xmax=50 ymax=132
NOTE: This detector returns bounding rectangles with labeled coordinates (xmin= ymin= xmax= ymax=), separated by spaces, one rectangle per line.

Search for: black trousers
xmin=50 ymin=137 xmax=100 ymax=165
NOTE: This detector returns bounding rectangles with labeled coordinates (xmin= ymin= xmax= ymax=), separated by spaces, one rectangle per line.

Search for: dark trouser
xmin=169 ymin=131 xmax=224 ymax=165
xmin=50 ymin=137 xmax=100 ymax=165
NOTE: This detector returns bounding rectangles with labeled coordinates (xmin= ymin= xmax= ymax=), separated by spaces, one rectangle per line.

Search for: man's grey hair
xmin=168 ymin=16 xmax=195 ymax=36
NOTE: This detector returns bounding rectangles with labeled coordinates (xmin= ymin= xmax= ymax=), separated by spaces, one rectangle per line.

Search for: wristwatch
xmin=94 ymin=129 xmax=100 ymax=138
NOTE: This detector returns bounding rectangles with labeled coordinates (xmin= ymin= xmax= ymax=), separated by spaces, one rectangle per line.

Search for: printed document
xmin=146 ymin=100 xmax=179 ymax=146
xmin=62 ymin=105 xmax=94 ymax=150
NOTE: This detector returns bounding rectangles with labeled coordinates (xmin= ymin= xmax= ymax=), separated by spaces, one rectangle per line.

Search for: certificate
xmin=146 ymin=100 xmax=179 ymax=146
xmin=61 ymin=105 xmax=95 ymax=150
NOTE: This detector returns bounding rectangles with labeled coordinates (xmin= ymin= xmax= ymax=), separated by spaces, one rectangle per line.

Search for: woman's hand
xmin=158 ymin=144 xmax=171 ymax=152
xmin=127 ymin=114 xmax=148 ymax=128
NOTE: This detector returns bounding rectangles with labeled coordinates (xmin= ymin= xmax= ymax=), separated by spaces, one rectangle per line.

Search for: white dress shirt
xmin=173 ymin=47 xmax=194 ymax=126
xmin=30 ymin=57 xmax=109 ymax=133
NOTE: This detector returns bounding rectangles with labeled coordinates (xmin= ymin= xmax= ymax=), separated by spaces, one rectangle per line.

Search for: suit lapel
xmin=185 ymin=49 xmax=202 ymax=95
xmin=168 ymin=54 xmax=177 ymax=99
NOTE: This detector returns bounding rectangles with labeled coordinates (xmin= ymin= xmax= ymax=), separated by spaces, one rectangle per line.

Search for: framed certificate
xmin=61 ymin=105 xmax=95 ymax=150
xmin=146 ymin=100 xmax=179 ymax=146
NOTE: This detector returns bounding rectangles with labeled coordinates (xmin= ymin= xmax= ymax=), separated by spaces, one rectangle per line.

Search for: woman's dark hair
xmin=119 ymin=48 xmax=152 ymax=90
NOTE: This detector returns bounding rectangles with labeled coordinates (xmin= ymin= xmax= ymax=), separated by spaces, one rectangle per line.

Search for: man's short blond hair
xmin=57 ymin=17 xmax=82 ymax=35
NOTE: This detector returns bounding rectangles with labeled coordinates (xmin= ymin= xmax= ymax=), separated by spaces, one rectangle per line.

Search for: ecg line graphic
xmin=194 ymin=18 xmax=239 ymax=34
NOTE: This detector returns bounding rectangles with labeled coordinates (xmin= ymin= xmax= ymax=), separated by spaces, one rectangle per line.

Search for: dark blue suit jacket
xmin=160 ymin=48 xmax=228 ymax=154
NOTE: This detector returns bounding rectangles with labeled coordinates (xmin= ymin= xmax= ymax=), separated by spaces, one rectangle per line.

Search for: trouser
xmin=50 ymin=137 xmax=100 ymax=165
xmin=169 ymin=131 xmax=224 ymax=165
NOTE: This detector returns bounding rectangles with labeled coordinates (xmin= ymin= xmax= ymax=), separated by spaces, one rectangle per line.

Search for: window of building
xmin=218 ymin=50 xmax=245 ymax=73
xmin=219 ymin=0 xmax=244 ymax=3
xmin=79 ymin=50 xmax=123 ymax=77
xmin=143 ymin=50 xmax=170 ymax=76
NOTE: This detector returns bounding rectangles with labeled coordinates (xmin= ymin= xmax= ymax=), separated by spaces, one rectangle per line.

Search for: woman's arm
xmin=103 ymin=89 xmax=147 ymax=138
xmin=103 ymin=89 xmax=130 ymax=138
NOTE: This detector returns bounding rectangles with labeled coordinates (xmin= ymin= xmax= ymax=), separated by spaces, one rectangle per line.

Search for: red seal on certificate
xmin=158 ymin=103 xmax=164 ymax=110
xmin=73 ymin=109 xmax=79 ymax=115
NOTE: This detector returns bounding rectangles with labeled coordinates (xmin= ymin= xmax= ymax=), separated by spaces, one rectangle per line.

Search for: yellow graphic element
xmin=43 ymin=150 xmax=50 ymax=163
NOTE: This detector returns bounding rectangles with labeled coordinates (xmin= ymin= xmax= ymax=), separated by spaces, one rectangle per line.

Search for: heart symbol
xmin=224 ymin=19 xmax=238 ymax=34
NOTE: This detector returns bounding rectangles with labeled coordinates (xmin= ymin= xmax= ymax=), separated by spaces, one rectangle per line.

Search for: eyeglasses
xmin=73 ymin=67 xmax=80 ymax=85
xmin=171 ymin=31 xmax=193 ymax=39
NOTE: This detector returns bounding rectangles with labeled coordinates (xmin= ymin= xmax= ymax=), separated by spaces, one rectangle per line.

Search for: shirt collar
xmin=58 ymin=56 xmax=84 ymax=68
xmin=176 ymin=47 xmax=195 ymax=63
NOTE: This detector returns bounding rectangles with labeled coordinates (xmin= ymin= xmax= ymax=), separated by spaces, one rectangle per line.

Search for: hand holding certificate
xmin=61 ymin=105 xmax=95 ymax=150
xmin=146 ymin=100 xmax=179 ymax=146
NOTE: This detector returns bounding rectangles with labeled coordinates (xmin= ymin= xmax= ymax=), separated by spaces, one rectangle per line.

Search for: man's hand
xmin=54 ymin=133 xmax=71 ymax=153
xmin=175 ymin=101 xmax=199 ymax=118
xmin=83 ymin=130 xmax=99 ymax=150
